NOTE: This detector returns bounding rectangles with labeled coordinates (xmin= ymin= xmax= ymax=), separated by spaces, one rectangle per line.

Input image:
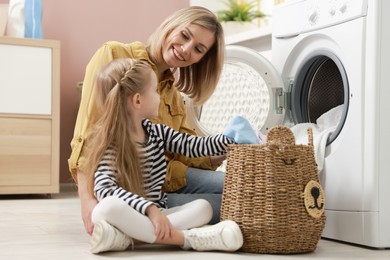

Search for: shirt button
xmin=78 ymin=137 xmax=83 ymax=142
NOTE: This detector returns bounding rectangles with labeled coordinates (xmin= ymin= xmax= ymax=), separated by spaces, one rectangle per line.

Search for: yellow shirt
xmin=68 ymin=41 xmax=217 ymax=192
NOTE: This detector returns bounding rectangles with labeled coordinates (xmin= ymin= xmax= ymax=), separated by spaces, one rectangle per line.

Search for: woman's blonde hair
xmin=147 ymin=6 xmax=225 ymax=105
xmin=84 ymin=58 xmax=153 ymax=197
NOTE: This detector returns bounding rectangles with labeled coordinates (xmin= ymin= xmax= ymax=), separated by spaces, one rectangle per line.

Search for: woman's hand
xmin=146 ymin=205 xmax=174 ymax=241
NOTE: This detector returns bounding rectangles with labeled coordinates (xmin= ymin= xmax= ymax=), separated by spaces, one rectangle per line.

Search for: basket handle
xmin=267 ymin=126 xmax=295 ymax=146
xmin=267 ymin=126 xmax=314 ymax=147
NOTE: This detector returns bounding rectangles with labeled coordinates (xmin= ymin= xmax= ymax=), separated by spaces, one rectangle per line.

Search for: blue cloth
xmin=223 ymin=115 xmax=260 ymax=144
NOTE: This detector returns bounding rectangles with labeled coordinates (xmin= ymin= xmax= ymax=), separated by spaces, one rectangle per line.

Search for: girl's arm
xmin=151 ymin=122 xmax=235 ymax=158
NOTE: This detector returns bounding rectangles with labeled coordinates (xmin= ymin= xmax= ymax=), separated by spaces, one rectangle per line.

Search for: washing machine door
xmin=186 ymin=45 xmax=285 ymax=136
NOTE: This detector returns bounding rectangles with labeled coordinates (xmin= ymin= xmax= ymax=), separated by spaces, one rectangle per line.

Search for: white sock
xmin=181 ymin=230 xmax=192 ymax=250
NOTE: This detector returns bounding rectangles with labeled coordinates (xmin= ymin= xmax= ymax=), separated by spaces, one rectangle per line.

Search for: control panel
xmin=273 ymin=0 xmax=368 ymax=38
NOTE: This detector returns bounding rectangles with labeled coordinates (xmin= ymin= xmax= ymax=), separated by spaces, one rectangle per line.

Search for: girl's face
xmin=140 ymin=70 xmax=160 ymax=119
xmin=162 ymin=23 xmax=215 ymax=68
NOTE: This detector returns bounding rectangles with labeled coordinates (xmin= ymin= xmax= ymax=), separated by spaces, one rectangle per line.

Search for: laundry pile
xmin=290 ymin=105 xmax=344 ymax=172
xmin=218 ymin=105 xmax=344 ymax=173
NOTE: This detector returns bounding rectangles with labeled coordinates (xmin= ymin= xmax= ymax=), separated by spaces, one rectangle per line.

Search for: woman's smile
xmin=172 ymin=46 xmax=185 ymax=61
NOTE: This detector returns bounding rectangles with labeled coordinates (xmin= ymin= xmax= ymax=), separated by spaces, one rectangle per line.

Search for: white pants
xmin=92 ymin=196 xmax=213 ymax=243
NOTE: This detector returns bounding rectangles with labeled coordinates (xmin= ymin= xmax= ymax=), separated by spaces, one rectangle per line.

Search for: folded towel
xmin=223 ymin=115 xmax=263 ymax=144
xmin=290 ymin=105 xmax=344 ymax=172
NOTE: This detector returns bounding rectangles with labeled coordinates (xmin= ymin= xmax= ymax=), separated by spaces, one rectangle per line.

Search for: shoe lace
xmin=190 ymin=227 xmax=225 ymax=248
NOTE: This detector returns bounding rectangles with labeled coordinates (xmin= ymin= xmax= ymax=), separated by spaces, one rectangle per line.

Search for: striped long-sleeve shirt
xmin=94 ymin=119 xmax=235 ymax=215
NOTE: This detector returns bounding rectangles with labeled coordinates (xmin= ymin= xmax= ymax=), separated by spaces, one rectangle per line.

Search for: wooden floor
xmin=0 ymin=184 xmax=389 ymax=260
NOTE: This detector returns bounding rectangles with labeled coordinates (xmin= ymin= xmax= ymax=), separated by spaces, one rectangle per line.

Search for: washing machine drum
xmin=186 ymin=45 xmax=348 ymax=144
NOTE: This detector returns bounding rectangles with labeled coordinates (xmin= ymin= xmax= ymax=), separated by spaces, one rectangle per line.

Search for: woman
xmin=68 ymin=6 xmax=226 ymax=235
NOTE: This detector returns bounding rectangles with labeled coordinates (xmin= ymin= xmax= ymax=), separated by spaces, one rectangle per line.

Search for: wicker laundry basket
xmin=221 ymin=125 xmax=326 ymax=254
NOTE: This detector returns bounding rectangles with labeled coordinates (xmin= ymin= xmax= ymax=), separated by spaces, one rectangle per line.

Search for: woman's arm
xmin=68 ymin=43 xmax=117 ymax=235
xmin=69 ymin=41 xmax=139 ymax=234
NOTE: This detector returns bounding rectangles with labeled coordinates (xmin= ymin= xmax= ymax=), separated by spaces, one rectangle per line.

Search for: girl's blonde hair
xmin=84 ymin=58 xmax=153 ymax=197
xmin=147 ymin=6 xmax=225 ymax=105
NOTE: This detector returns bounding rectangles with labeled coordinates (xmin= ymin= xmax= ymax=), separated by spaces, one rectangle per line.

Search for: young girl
xmin=85 ymin=58 xmax=243 ymax=254
xmin=69 ymin=6 xmax=227 ymax=235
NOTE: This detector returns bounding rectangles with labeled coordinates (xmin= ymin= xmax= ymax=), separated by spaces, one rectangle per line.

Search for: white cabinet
xmin=0 ymin=37 xmax=60 ymax=195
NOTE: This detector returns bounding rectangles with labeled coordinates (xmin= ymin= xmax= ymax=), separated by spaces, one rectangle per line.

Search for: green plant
xmin=216 ymin=0 xmax=265 ymax=23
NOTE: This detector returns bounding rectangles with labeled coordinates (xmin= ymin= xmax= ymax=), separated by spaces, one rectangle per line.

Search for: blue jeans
xmin=166 ymin=167 xmax=225 ymax=225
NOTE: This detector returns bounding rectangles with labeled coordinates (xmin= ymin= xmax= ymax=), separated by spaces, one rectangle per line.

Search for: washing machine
xmin=271 ymin=0 xmax=390 ymax=248
xmin=185 ymin=0 xmax=390 ymax=249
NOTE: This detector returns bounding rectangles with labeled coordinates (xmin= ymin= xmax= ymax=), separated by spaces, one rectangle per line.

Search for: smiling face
xmin=162 ymin=23 xmax=215 ymax=68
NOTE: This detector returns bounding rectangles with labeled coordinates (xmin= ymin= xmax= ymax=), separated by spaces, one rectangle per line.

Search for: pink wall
xmin=0 ymin=0 xmax=190 ymax=183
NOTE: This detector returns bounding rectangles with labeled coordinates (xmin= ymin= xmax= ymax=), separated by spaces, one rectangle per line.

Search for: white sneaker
xmin=186 ymin=220 xmax=243 ymax=252
xmin=90 ymin=220 xmax=133 ymax=254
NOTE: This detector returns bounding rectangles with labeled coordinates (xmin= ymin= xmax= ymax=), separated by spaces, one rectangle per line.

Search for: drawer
xmin=0 ymin=117 xmax=52 ymax=186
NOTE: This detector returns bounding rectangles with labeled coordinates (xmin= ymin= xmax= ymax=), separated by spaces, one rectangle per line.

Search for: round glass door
xmin=291 ymin=52 xmax=349 ymax=144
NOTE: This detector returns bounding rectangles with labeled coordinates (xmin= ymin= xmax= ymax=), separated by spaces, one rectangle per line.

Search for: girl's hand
xmin=210 ymin=155 xmax=226 ymax=165
xmin=146 ymin=205 xmax=174 ymax=241
xmin=77 ymin=168 xmax=98 ymax=236
xmin=81 ymin=196 xmax=98 ymax=235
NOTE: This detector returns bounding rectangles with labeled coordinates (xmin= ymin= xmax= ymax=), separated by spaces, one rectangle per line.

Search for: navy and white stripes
xmin=94 ymin=119 xmax=234 ymax=215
